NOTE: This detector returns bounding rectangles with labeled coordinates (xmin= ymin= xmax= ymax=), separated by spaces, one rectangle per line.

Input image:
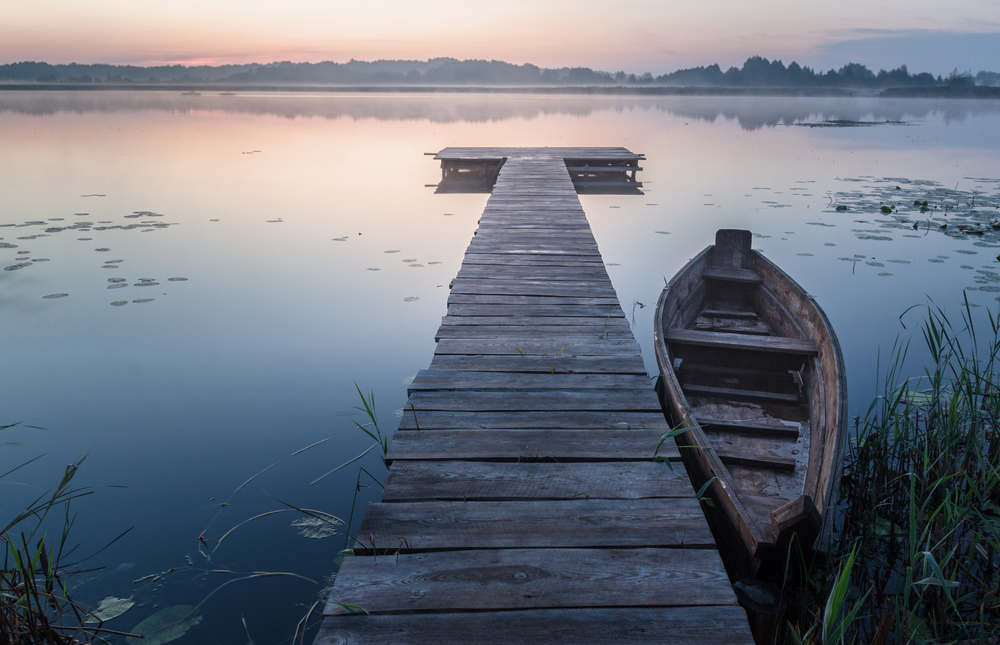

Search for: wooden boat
xmin=653 ymin=229 xmax=847 ymax=579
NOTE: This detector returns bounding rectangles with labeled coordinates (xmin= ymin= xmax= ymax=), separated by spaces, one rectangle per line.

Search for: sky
xmin=2 ymin=0 xmax=999 ymax=76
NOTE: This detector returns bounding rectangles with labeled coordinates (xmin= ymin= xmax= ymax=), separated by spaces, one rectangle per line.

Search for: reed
xmin=1 ymin=450 xmax=135 ymax=644
xmin=787 ymin=297 xmax=1000 ymax=644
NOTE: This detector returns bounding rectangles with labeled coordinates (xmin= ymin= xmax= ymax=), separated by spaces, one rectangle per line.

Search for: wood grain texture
xmin=396 ymin=410 xmax=670 ymax=430
xmin=666 ymin=328 xmax=818 ymax=355
xmin=385 ymin=428 xmax=679 ymax=462
xmin=408 ymin=369 xmax=652 ymax=391
xmin=427 ymin=354 xmax=647 ymax=373
xmin=325 ymin=548 xmax=734 ymax=615
xmin=382 ymin=461 xmax=691 ymax=501
xmin=354 ymin=498 xmax=715 ymax=552
xmin=405 ymin=389 xmax=663 ymax=412
xmin=315 ymin=607 xmax=755 ymax=645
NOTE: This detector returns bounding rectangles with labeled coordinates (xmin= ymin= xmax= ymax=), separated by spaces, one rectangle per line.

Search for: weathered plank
xmin=434 ymin=338 xmax=640 ymax=356
xmin=435 ymin=326 xmax=634 ymax=341
xmin=447 ymin=294 xmax=622 ymax=306
xmin=444 ymin=305 xmax=626 ymax=318
xmin=325 ymin=548 xmax=734 ymax=615
xmin=405 ymin=389 xmax=663 ymax=412
xmin=427 ymin=354 xmax=647 ymax=373
xmin=441 ymin=316 xmax=629 ymax=327
xmin=354 ymin=499 xmax=715 ymax=552
xmin=396 ymin=410 xmax=669 ymax=430
xmin=382 ymin=461 xmax=691 ymax=501
xmin=408 ymin=369 xmax=651 ymax=391
xmin=666 ymin=328 xmax=818 ymax=355
xmin=385 ymin=428 xmax=678 ymax=462
xmin=315 ymin=607 xmax=755 ymax=645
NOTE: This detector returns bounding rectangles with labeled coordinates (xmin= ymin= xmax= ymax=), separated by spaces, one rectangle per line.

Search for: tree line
xmin=0 ymin=56 xmax=995 ymax=87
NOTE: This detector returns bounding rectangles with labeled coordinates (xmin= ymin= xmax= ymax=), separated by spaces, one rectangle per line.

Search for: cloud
xmin=806 ymin=29 xmax=1000 ymax=76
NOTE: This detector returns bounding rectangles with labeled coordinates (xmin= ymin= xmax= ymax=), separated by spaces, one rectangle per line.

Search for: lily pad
xmin=167 ymin=277 xmax=188 ymax=282
xmin=86 ymin=596 xmax=134 ymax=623
xmin=133 ymin=298 xmax=154 ymax=303
xmin=126 ymin=605 xmax=202 ymax=645
xmin=383 ymin=250 xmax=400 ymax=254
xmin=111 ymin=301 xmax=128 ymax=306
xmin=42 ymin=293 xmax=69 ymax=299
xmin=108 ymin=284 xmax=127 ymax=289
xmin=109 ymin=278 xmax=127 ymax=283
xmin=403 ymin=296 xmax=419 ymax=302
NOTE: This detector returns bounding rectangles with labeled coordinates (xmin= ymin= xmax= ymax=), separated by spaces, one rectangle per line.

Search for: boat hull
xmin=653 ymin=230 xmax=847 ymax=579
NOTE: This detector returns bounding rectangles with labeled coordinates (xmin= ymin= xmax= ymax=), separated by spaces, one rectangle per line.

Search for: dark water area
xmin=2 ymin=90 xmax=999 ymax=643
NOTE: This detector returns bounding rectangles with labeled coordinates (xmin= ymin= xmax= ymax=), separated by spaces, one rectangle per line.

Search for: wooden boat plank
xmin=396 ymin=410 xmax=670 ymax=430
xmin=315 ymin=607 xmax=755 ymax=645
xmin=386 ymin=428 xmax=679 ymax=462
xmin=408 ymin=370 xmax=651 ymax=391
xmin=681 ymin=383 xmax=801 ymax=404
xmin=665 ymin=329 xmax=817 ymax=355
xmin=716 ymin=450 xmax=797 ymax=472
xmin=354 ymin=499 xmax=715 ymax=552
xmin=702 ymin=267 xmax=763 ymax=284
xmin=694 ymin=416 xmax=802 ymax=438
xmin=382 ymin=462 xmax=692 ymax=501
xmin=324 ymin=548 xmax=734 ymax=616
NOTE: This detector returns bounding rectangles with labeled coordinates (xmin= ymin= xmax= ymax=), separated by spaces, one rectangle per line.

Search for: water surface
xmin=2 ymin=91 xmax=999 ymax=643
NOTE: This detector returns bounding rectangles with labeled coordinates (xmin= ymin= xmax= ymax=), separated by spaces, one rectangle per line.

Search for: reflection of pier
xmin=433 ymin=147 xmax=644 ymax=194
xmin=314 ymin=148 xmax=753 ymax=644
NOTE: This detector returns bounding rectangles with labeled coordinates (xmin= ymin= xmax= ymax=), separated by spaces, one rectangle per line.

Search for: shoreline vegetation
xmin=0 ymin=56 xmax=998 ymax=100
xmin=785 ymin=299 xmax=1000 ymax=644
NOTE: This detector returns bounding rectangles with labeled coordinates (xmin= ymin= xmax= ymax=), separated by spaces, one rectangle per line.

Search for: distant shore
xmin=1 ymin=83 xmax=998 ymax=99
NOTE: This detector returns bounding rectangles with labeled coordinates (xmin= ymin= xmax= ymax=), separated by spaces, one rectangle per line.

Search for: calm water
xmin=2 ymin=91 xmax=1000 ymax=643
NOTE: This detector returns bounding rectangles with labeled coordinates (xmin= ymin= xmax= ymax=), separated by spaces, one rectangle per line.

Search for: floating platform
xmin=314 ymin=148 xmax=754 ymax=644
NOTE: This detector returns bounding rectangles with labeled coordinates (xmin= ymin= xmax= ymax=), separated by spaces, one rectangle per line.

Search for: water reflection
xmin=2 ymin=90 xmax=1000 ymax=131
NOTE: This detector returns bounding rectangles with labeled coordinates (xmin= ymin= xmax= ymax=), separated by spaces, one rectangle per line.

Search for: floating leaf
xmin=111 ymin=300 xmax=128 ymax=306
xmin=86 ymin=596 xmax=134 ymax=623
xmin=42 ymin=293 xmax=69 ymax=299
xmin=126 ymin=605 xmax=202 ymax=645
xmin=167 ymin=277 xmax=188 ymax=282
xmin=292 ymin=516 xmax=343 ymax=539
xmin=133 ymin=298 xmax=154 ymax=303
xmin=403 ymin=296 xmax=419 ymax=302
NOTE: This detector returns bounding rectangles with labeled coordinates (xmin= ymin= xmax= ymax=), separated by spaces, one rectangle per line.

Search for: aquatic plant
xmin=787 ymin=297 xmax=1000 ymax=644
xmin=1 ymin=446 xmax=135 ymax=643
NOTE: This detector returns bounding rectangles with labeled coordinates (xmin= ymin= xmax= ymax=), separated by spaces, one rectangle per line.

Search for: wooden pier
xmin=314 ymin=148 xmax=754 ymax=644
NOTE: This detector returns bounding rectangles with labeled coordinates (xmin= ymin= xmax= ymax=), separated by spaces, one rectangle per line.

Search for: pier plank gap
xmin=313 ymin=148 xmax=755 ymax=644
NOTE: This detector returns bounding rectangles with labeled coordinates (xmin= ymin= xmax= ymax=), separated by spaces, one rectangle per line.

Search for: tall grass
xmin=1 ymin=451 xmax=134 ymax=644
xmin=787 ymin=298 xmax=1000 ymax=644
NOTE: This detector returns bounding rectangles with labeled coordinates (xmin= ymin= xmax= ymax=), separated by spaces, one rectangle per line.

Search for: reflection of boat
xmin=653 ymin=229 xmax=847 ymax=578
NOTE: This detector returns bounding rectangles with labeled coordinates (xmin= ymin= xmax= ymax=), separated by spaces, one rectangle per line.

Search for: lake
xmin=2 ymin=90 xmax=1000 ymax=643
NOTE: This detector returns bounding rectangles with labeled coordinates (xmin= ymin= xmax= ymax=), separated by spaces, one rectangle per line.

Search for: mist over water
xmin=3 ymin=90 xmax=1000 ymax=130
xmin=2 ymin=90 xmax=999 ymax=643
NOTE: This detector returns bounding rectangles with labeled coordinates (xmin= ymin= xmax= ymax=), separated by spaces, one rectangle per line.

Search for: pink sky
xmin=2 ymin=0 xmax=998 ymax=75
